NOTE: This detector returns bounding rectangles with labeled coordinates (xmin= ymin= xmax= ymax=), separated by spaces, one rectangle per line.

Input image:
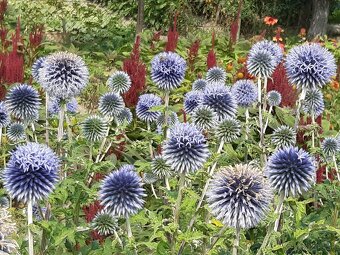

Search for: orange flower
xmin=237 ymin=72 xmax=244 ymax=79
xmin=331 ymin=80 xmax=339 ymax=91
xmin=264 ymin=16 xmax=278 ymax=26
xmin=299 ymin=28 xmax=306 ymax=37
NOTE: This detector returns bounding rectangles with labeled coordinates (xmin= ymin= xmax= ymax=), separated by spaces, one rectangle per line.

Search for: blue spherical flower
xmin=48 ymin=97 xmax=78 ymax=115
xmin=107 ymin=71 xmax=132 ymax=94
xmin=285 ymin=43 xmax=336 ymax=89
xmin=3 ymin=143 xmax=60 ymax=202
xmin=184 ymin=91 xmax=202 ymax=114
xmin=271 ymin=125 xmax=296 ymax=148
xmin=136 ymin=94 xmax=162 ymax=122
xmin=231 ymin=79 xmax=258 ymax=107
xmin=143 ymin=172 xmax=158 ymax=184
xmin=81 ymin=115 xmax=108 ymax=143
xmin=192 ymin=79 xmax=207 ymax=91
xmin=6 ymin=84 xmax=41 ymax=121
xmin=31 ymin=57 xmax=46 ymax=84
xmin=202 ymin=84 xmax=237 ymax=120
xmin=119 ymin=164 xmax=135 ymax=172
xmin=115 ymin=107 xmax=132 ymax=126
xmin=247 ymin=48 xmax=276 ymax=78
xmin=99 ymin=92 xmax=125 ymax=118
xmin=302 ymin=88 xmax=324 ymax=117
xmin=0 ymin=101 xmax=10 ymax=128
xmin=99 ymin=168 xmax=146 ymax=217
xmin=91 ymin=210 xmax=118 ymax=235
xmin=191 ymin=105 xmax=218 ymax=131
xmin=321 ymin=137 xmax=339 ymax=156
xmin=206 ymin=67 xmax=226 ymax=84
xmin=7 ymin=122 xmax=26 ymax=142
xmin=207 ymin=164 xmax=272 ymax=229
xmin=162 ymin=123 xmax=209 ymax=174
xmin=266 ymin=146 xmax=316 ymax=197
xmin=32 ymin=204 xmax=49 ymax=221
xmin=151 ymin=155 xmax=172 ymax=178
xmin=40 ymin=52 xmax=89 ymax=99
xmin=151 ymin=52 xmax=187 ymax=91
xmin=267 ymin=90 xmax=282 ymax=107
xmin=156 ymin=111 xmax=178 ymax=128
xmin=216 ymin=117 xmax=241 ymax=143
xmin=251 ymin=40 xmax=283 ymax=66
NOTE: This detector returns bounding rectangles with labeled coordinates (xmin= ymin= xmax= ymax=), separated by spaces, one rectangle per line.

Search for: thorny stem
xmin=126 ymin=216 xmax=133 ymax=239
xmin=27 ymin=200 xmax=34 ymax=255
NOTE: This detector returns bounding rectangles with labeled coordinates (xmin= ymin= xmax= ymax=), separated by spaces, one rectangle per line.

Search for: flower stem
xmin=165 ymin=177 xmax=170 ymax=190
xmin=126 ymin=216 xmax=133 ymax=239
xmin=174 ymin=174 xmax=186 ymax=227
xmin=207 ymin=225 xmax=228 ymax=253
xmin=232 ymin=226 xmax=241 ymax=255
xmin=245 ymin=108 xmax=250 ymax=140
xmin=151 ymin=183 xmax=158 ymax=199
xmin=45 ymin=93 xmax=49 ymax=146
xmin=294 ymin=89 xmax=306 ymax=131
xmin=274 ymin=192 xmax=285 ymax=232
xmin=96 ymin=117 xmax=112 ymax=163
xmin=27 ymin=200 xmax=34 ymax=255
xmin=164 ymin=90 xmax=170 ymax=136
xmin=332 ymin=155 xmax=340 ymax=181
xmin=31 ymin=123 xmax=38 ymax=143
xmin=147 ymin=120 xmax=154 ymax=158
xmin=65 ymin=111 xmax=72 ymax=142
xmin=0 ymin=127 xmax=2 ymax=146
xmin=57 ymin=104 xmax=65 ymax=142
xmin=263 ymin=106 xmax=273 ymax=134
xmin=257 ymin=77 xmax=266 ymax=165
xmin=113 ymin=230 xmax=124 ymax=248
xmin=311 ymin=112 xmax=315 ymax=149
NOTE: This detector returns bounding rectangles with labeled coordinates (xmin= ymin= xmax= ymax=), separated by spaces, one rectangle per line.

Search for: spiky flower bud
xmin=91 ymin=211 xmax=118 ymax=236
xmin=99 ymin=168 xmax=146 ymax=217
xmin=247 ymin=47 xmax=276 ymax=78
xmin=151 ymin=52 xmax=187 ymax=91
xmin=192 ymin=79 xmax=207 ymax=91
xmin=143 ymin=173 xmax=158 ymax=184
xmin=250 ymin=40 xmax=283 ymax=66
xmin=40 ymin=52 xmax=89 ymax=99
xmin=3 ymin=143 xmax=60 ymax=202
xmin=302 ymin=88 xmax=324 ymax=117
xmin=0 ymin=102 xmax=10 ymax=128
xmin=6 ymin=84 xmax=41 ymax=121
xmin=0 ymin=197 xmax=9 ymax=208
xmin=266 ymin=146 xmax=316 ymax=197
xmin=231 ymin=79 xmax=258 ymax=107
xmin=48 ymin=97 xmax=78 ymax=115
xmin=207 ymin=164 xmax=272 ymax=229
xmin=215 ymin=117 xmax=241 ymax=143
xmin=156 ymin=111 xmax=178 ymax=128
xmin=206 ymin=67 xmax=226 ymax=84
xmin=31 ymin=57 xmax=46 ymax=84
xmin=81 ymin=115 xmax=108 ymax=143
xmin=107 ymin=71 xmax=132 ymax=94
xmin=321 ymin=137 xmax=339 ymax=156
xmin=115 ymin=107 xmax=133 ymax=126
xmin=267 ymin=90 xmax=282 ymax=107
xmin=163 ymin=123 xmax=209 ymax=174
xmin=7 ymin=122 xmax=26 ymax=142
xmin=202 ymin=84 xmax=237 ymax=120
xmin=191 ymin=105 xmax=217 ymax=130
xmin=271 ymin=125 xmax=296 ymax=148
xmin=151 ymin=155 xmax=172 ymax=178
xmin=184 ymin=91 xmax=202 ymax=114
xmin=285 ymin=43 xmax=336 ymax=89
xmin=99 ymin=92 xmax=125 ymax=118
xmin=136 ymin=94 xmax=162 ymax=122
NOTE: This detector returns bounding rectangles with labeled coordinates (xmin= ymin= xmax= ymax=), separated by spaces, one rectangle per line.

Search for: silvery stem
xmin=165 ymin=177 xmax=170 ymax=190
xmin=164 ymin=91 xmax=170 ymax=137
xmin=126 ymin=216 xmax=133 ymax=239
xmin=27 ymin=200 xmax=34 ymax=255
xmin=232 ymin=226 xmax=241 ymax=255
xmin=99 ymin=141 xmax=112 ymax=162
xmin=326 ymin=165 xmax=329 ymax=180
xmin=96 ymin=117 xmax=112 ymax=163
xmin=113 ymin=230 xmax=123 ymax=248
xmin=147 ymin=121 xmax=154 ymax=158
xmin=0 ymin=127 xmax=2 ymax=146
xmin=245 ymin=108 xmax=250 ymax=140
xmin=45 ymin=93 xmax=49 ymax=145
xmin=151 ymin=184 xmax=158 ymax=199
xmin=31 ymin=122 xmax=38 ymax=143
xmin=57 ymin=105 xmax=65 ymax=142
xmin=294 ymin=89 xmax=306 ymax=131
xmin=274 ymin=193 xmax=285 ymax=232
xmin=65 ymin=112 xmax=72 ymax=142
xmin=311 ymin=112 xmax=315 ymax=149
xmin=208 ymin=225 xmax=229 ymax=253
xmin=263 ymin=106 xmax=273 ymax=134
xmin=333 ymin=155 xmax=340 ymax=181
xmin=174 ymin=174 xmax=186 ymax=226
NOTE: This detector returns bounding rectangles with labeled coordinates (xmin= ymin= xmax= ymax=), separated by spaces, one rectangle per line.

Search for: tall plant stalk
xmin=294 ymin=89 xmax=306 ymax=131
xmin=147 ymin=120 xmax=154 ymax=158
xmin=333 ymin=155 xmax=340 ymax=181
xmin=27 ymin=200 xmax=34 ymax=255
xmin=232 ymin=225 xmax=241 ymax=255
xmin=126 ymin=216 xmax=133 ymax=238
xmin=45 ymin=93 xmax=49 ymax=145
xmin=57 ymin=105 xmax=65 ymax=142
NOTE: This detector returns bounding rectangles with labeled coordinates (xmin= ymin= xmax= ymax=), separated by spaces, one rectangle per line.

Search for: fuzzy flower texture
xmin=3 ymin=143 xmax=60 ymax=203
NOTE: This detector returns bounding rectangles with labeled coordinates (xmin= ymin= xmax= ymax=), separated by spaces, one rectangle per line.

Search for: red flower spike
xmin=207 ymin=31 xmax=217 ymax=69
xmin=188 ymin=39 xmax=200 ymax=71
xmin=29 ymin=25 xmax=44 ymax=49
xmin=165 ymin=13 xmax=179 ymax=52
xmin=0 ymin=0 xmax=7 ymax=22
xmin=230 ymin=0 xmax=243 ymax=44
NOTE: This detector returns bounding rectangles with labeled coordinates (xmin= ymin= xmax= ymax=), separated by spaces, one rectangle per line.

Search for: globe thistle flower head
xmin=184 ymin=91 xmax=202 ymax=114
xmin=231 ymin=79 xmax=258 ymax=107
xmin=99 ymin=168 xmax=146 ymax=217
xmin=202 ymin=84 xmax=237 ymax=120
xmin=31 ymin=57 xmax=46 ymax=84
xmin=48 ymin=97 xmax=78 ymax=115
xmin=266 ymin=146 xmax=316 ymax=197
xmin=251 ymin=40 xmax=283 ymax=66
xmin=206 ymin=67 xmax=226 ymax=85
xmin=151 ymin=52 xmax=186 ymax=91
xmin=247 ymin=48 xmax=276 ymax=77
xmin=136 ymin=94 xmax=162 ymax=122
xmin=207 ymin=164 xmax=272 ymax=229
xmin=107 ymin=71 xmax=132 ymax=94
xmin=7 ymin=122 xmax=26 ymax=142
xmin=91 ymin=210 xmax=118 ymax=236
xmin=285 ymin=43 xmax=336 ymax=89
xmin=156 ymin=111 xmax=178 ymax=128
xmin=267 ymin=90 xmax=282 ymax=107
xmin=321 ymin=137 xmax=339 ymax=156
xmin=81 ymin=115 xmax=108 ymax=143
xmin=99 ymin=92 xmax=125 ymax=118
xmin=40 ymin=52 xmax=89 ymax=99
xmin=66 ymin=98 xmax=78 ymax=114
xmin=3 ymin=143 xmax=60 ymax=203
xmin=32 ymin=205 xmax=48 ymax=221
xmin=6 ymin=84 xmax=41 ymax=121
xmin=216 ymin=117 xmax=241 ymax=143
xmin=0 ymin=102 xmax=10 ymax=128
xmin=115 ymin=107 xmax=132 ymax=126
xmin=192 ymin=79 xmax=207 ymax=91
xmin=302 ymin=88 xmax=324 ymax=117
xmin=271 ymin=125 xmax=296 ymax=148
xmin=119 ymin=164 xmax=135 ymax=172
xmin=151 ymin=155 xmax=172 ymax=178
xmin=191 ymin=105 xmax=218 ymax=131
xmin=143 ymin=172 xmax=158 ymax=184
xmin=0 ymin=197 xmax=9 ymax=208
xmin=162 ymin=123 xmax=209 ymax=174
